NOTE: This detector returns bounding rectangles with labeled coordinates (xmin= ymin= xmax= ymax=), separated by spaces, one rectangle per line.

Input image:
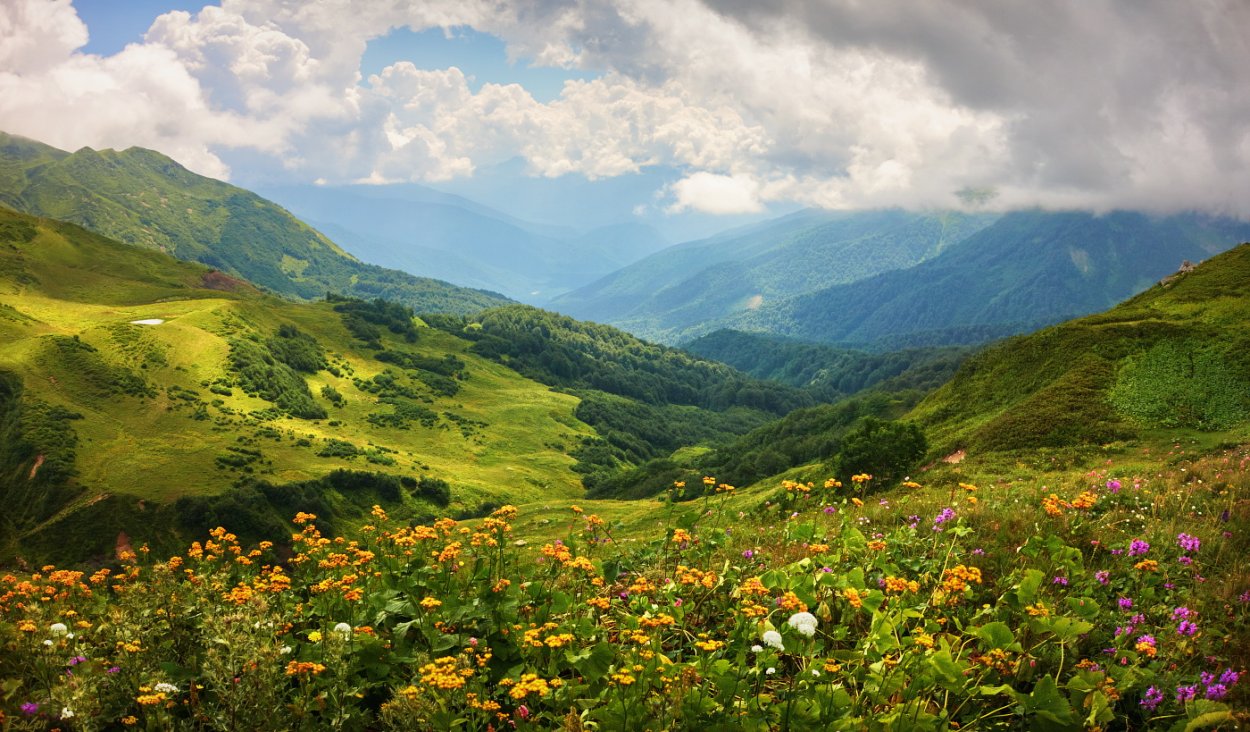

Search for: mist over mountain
xmin=553 ymin=209 xmax=998 ymax=342
xmin=257 ymin=182 xmax=670 ymax=303
xmin=726 ymin=209 xmax=1250 ymax=349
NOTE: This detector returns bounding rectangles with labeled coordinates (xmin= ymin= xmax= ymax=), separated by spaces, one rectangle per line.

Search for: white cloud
xmin=668 ymin=172 xmax=762 ymax=214
xmin=0 ymin=0 xmax=1246 ymax=217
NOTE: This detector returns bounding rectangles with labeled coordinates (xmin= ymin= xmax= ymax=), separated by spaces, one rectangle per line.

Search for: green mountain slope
xmin=552 ymin=209 xmax=997 ymax=342
xmin=424 ymin=305 xmax=818 ymax=492
xmin=730 ymin=209 xmax=1250 ymax=348
xmin=683 ymin=329 xmax=973 ymax=399
xmin=0 ymin=131 xmax=509 ymax=314
xmin=910 ymin=241 xmax=1250 ymax=455
xmin=0 ymin=207 xmax=587 ymax=563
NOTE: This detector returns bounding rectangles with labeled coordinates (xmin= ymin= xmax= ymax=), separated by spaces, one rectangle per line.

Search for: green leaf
xmin=549 ymin=590 xmax=572 ymax=615
xmin=1183 ymin=711 xmax=1234 ymax=732
xmin=976 ymin=621 xmax=1015 ymax=650
xmin=1017 ymin=569 xmax=1044 ymax=606
xmin=1022 ymin=676 xmax=1075 ymax=727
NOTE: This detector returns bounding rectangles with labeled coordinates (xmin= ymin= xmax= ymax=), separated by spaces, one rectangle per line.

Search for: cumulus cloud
xmin=667 ymin=172 xmax=763 ymax=214
xmin=0 ymin=0 xmax=1246 ymax=216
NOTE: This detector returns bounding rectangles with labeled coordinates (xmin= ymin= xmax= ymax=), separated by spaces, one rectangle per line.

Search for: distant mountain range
xmin=553 ymin=209 xmax=998 ymax=342
xmin=257 ymin=183 xmax=670 ymax=303
xmin=556 ymin=206 xmax=1250 ymax=349
xmin=727 ymin=209 xmax=1250 ymax=349
xmin=0 ymin=131 xmax=509 ymax=315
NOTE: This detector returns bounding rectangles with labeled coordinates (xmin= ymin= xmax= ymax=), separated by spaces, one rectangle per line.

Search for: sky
xmin=2 ymin=0 xmax=1249 ymax=223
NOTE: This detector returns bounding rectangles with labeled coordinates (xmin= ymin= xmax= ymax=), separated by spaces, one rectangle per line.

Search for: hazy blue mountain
xmin=553 ymin=209 xmax=997 ymax=342
xmin=727 ymin=209 xmax=1250 ymax=348
xmin=257 ymin=183 xmax=670 ymax=302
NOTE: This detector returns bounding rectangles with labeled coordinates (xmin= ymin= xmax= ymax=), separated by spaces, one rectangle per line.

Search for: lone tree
xmin=835 ymin=417 xmax=927 ymax=489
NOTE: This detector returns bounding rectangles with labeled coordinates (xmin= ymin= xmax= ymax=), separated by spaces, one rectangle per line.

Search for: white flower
xmin=280 ymin=645 xmax=293 ymax=655
xmin=750 ymin=644 xmax=764 ymax=653
xmin=787 ymin=611 xmax=819 ymax=638
xmin=60 ymin=707 xmax=74 ymax=719
xmin=333 ymin=622 xmax=353 ymax=640
xmin=43 ymin=639 xmax=53 ymax=646
xmin=154 ymin=682 xmax=179 ymax=694
xmin=761 ymin=630 xmax=785 ymax=651
xmin=49 ymin=622 xmax=68 ymax=637
xmin=811 ymin=669 xmax=821 ymax=677
xmin=766 ymin=667 xmax=776 ymax=675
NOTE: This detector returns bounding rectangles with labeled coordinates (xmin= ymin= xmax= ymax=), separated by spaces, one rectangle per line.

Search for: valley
xmin=1 ymin=129 xmax=1249 ymax=728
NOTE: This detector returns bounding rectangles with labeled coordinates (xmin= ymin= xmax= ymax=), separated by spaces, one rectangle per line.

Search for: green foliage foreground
xmin=2 ymin=446 xmax=1248 ymax=730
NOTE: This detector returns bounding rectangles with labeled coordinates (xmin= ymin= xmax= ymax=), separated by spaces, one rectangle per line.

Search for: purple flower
xmin=1177 ymin=620 xmax=1199 ymax=636
xmin=742 ymin=550 xmax=754 ymax=559
xmin=1240 ymin=590 xmax=1250 ymax=603
xmin=1177 ymin=533 xmax=1201 ymax=553
xmin=1095 ymin=570 xmax=1110 ymax=585
xmin=1176 ymin=685 xmax=1198 ymax=702
xmin=1106 ymin=479 xmax=1122 ymax=493
xmin=1052 ymin=576 xmax=1068 ymax=587
xmin=1129 ymin=539 xmax=1150 ymax=557
xmin=1219 ymin=668 xmax=1240 ymax=685
xmin=931 ymin=507 xmax=956 ymax=531
xmin=1130 ymin=613 xmax=1145 ymax=625
xmin=1205 ymin=683 xmax=1229 ymax=700
xmin=1136 ymin=634 xmax=1156 ymax=646
xmin=107 ymin=666 xmax=120 ymax=674
xmin=1118 ymin=597 xmax=1133 ymax=610
xmin=823 ymin=506 xmax=836 ymax=515
xmin=820 ymin=566 xmax=833 ymax=573
xmin=972 ymin=548 xmax=985 ymax=556
xmin=20 ymin=702 xmax=38 ymax=716
xmin=1140 ymin=686 xmax=1164 ymax=711
xmin=1172 ymin=606 xmax=1193 ymax=619
xmin=1178 ymin=556 xmax=1193 ymax=566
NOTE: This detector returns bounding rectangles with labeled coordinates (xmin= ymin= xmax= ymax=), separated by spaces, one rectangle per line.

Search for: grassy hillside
xmin=0 ymin=207 xmax=591 ymax=563
xmin=910 ymin=241 xmax=1250 ymax=455
xmin=683 ymin=329 xmax=973 ymax=400
xmin=553 ymin=210 xmax=996 ymax=343
xmin=730 ymin=210 xmax=1250 ymax=348
xmin=0 ymin=131 xmax=508 ymax=314
xmin=426 ymin=305 xmax=819 ymax=493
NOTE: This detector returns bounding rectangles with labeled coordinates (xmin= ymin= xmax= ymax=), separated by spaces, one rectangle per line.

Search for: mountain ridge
xmin=0 ymin=131 xmax=510 ymax=315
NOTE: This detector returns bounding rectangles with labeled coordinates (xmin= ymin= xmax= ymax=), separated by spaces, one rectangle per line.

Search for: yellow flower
xmin=285 ymin=661 xmax=327 ymax=676
xmin=307 ymin=630 xmax=323 ymax=642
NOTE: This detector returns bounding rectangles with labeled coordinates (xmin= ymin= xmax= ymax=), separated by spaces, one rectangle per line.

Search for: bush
xmin=834 ymin=417 xmax=927 ymax=488
xmin=416 ymin=476 xmax=452 ymax=507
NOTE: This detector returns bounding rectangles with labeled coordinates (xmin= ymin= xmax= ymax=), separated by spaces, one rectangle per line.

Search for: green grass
xmin=0 ymin=208 xmax=592 ymax=561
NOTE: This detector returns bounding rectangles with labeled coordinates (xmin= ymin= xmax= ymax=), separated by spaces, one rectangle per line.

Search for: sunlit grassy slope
xmin=909 ymin=241 xmax=1250 ymax=457
xmin=0 ymin=207 xmax=592 ymax=560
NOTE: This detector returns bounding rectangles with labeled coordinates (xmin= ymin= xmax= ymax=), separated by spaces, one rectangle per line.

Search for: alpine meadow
xmin=2 ymin=1 xmax=1250 ymax=730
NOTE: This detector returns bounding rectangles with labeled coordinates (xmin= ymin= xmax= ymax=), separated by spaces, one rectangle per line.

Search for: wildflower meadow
xmin=2 ymin=446 xmax=1248 ymax=730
